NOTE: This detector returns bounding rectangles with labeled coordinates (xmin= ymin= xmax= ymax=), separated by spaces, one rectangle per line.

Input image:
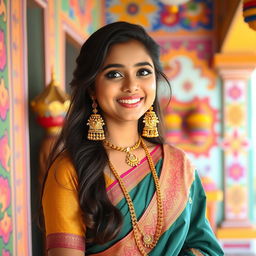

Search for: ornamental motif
xmin=0 ymin=77 xmax=9 ymax=120
xmin=222 ymin=130 xmax=249 ymax=157
xmin=159 ymin=39 xmax=213 ymax=61
xmin=228 ymin=162 xmax=245 ymax=181
xmin=159 ymin=5 xmax=180 ymax=27
xmin=63 ymin=0 xmax=92 ymax=30
xmin=161 ymin=48 xmax=215 ymax=89
xmin=154 ymin=0 xmax=213 ymax=31
xmin=227 ymin=84 xmax=243 ymax=100
xmin=227 ymin=185 xmax=247 ymax=215
xmin=106 ymin=0 xmax=158 ymax=28
xmin=2 ymin=249 xmax=10 ymax=256
xmin=0 ymin=30 xmax=6 ymax=71
xmin=226 ymin=104 xmax=245 ymax=127
xmin=0 ymin=131 xmax=10 ymax=171
xmin=182 ymin=80 xmax=194 ymax=92
xmin=0 ymin=0 xmax=7 ymax=22
xmin=180 ymin=0 xmax=212 ymax=30
xmin=162 ymin=59 xmax=182 ymax=80
xmin=0 ymin=176 xmax=11 ymax=213
xmin=0 ymin=212 xmax=12 ymax=244
xmin=106 ymin=0 xmax=214 ymax=31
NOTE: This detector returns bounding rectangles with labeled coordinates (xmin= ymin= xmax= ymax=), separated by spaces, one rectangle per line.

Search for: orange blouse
xmin=42 ymin=154 xmax=86 ymax=250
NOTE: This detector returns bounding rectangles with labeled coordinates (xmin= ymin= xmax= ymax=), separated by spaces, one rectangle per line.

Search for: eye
xmin=105 ymin=71 xmax=123 ymax=79
xmin=137 ymin=68 xmax=152 ymax=77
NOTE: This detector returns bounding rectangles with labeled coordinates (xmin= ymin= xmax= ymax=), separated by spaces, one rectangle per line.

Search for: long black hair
xmin=45 ymin=21 xmax=171 ymax=244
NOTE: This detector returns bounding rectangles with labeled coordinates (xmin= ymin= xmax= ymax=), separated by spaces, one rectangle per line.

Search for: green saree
xmin=86 ymin=144 xmax=224 ymax=256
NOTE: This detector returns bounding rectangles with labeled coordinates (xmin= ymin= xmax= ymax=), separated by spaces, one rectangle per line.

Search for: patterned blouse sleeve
xmin=42 ymin=155 xmax=86 ymax=251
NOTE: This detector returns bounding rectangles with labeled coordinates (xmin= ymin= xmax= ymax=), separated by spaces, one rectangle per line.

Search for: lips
xmin=118 ymin=98 xmax=141 ymax=104
xmin=117 ymin=96 xmax=144 ymax=108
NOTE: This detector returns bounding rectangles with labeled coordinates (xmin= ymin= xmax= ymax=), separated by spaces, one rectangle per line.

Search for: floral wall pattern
xmin=213 ymin=53 xmax=256 ymax=252
xmin=222 ymin=79 xmax=250 ymax=220
xmin=106 ymin=0 xmax=213 ymax=31
xmin=61 ymin=0 xmax=100 ymax=34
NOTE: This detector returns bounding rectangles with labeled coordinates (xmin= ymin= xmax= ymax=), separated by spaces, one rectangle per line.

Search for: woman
xmin=42 ymin=21 xmax=224 ymax=256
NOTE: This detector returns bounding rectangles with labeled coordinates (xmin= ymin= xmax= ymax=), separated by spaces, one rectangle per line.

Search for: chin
xmin=117 ymin=114 xmax=143 ymax=122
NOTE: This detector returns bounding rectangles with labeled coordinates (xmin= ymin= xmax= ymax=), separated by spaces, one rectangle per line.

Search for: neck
xmin=105 ymin=120 xmax=140 ymax=148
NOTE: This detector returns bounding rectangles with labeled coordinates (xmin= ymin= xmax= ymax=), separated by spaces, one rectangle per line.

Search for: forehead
xmin=103 ymin=40 xmax=153 ymax=65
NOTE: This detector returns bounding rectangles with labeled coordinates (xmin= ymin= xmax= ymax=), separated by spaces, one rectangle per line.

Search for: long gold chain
xmin=108 ymin=138 xmax=163 ymax=256
xmin=104 ymin=137 xmax=142 ymax=167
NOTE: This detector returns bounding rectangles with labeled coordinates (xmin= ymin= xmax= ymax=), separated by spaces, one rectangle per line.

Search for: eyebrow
xmin=101 ymin=61 xmax=153 ymax=71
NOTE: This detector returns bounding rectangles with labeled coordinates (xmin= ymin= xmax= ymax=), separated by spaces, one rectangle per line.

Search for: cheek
xmin=151 ymin=81 xmax=157 ymax=91
xmin=95 ymin=79 xmax=108 ymax=100
xmin=147 ymin=80 xmax=157 ymax=96
xmin=95 ymin=85 xmax=116 ymax=112
xmin=148 ymin=75 xmax=157 ymax=89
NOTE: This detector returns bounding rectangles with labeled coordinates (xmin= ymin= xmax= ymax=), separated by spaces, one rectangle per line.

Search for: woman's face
xmin=94 ymin=40 xmax=156 ymax=126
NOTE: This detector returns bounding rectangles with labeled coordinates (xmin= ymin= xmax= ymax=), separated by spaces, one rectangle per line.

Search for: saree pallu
xmin=43 ymin=144 xmax=224 ymax=256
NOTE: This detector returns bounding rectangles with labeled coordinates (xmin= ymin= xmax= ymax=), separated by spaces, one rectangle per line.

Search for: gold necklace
xmin=103 ymin=137 xmax=141 ymax=167
xmin=108 ymin=138 xmax=163 ymax=256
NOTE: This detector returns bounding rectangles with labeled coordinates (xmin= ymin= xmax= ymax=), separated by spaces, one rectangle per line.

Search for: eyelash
xmin=105 ymin=71 xmax=122 ymax=79
xmin=137 ymin=68 xmax=152 ymax=76
xmin=105 ymin=68 xmax=152 ymax=79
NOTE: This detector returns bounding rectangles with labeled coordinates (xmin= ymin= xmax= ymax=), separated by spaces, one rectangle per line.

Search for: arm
xmin=42 ymin=156 xmax=86 ymax=253
xmin=48 ymin=248 xmax=84 ymax=256
xmin=180 ymin=171 xmax=224 ymax=256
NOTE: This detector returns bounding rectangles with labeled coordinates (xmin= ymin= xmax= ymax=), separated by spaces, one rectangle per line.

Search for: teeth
xmin=118 ymin=98 xmax=141 ymax=104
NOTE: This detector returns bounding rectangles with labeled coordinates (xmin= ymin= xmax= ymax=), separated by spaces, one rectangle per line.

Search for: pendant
xmin=143 ymin=234 xmax=153 ymax=245
xmin=125 ymin=152 xmax=139 ymax=167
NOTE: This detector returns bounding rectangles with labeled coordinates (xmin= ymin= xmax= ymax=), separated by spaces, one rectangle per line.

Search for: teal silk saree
xmin=86 ymin=144 xmax=224 ymax=256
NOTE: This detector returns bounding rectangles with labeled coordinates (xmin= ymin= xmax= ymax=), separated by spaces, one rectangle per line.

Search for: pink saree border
xmin=46 ymin=232 xmax=85 ymax=251
xmin=106 ymin=145 xmax=160 ymax=191
xmin=106 ymin=145 xmax=162 ymax=205
xmin=92 ymin=144 xmax=195 ymax=256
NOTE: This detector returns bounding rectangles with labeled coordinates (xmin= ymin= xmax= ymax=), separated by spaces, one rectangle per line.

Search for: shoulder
xmin=47 ymin=152 xmax=78 ymax=190
xmin=163 ymin=143 xmax=189 ymax=160
xmin=162 ymin=143 xmax=196 ymax=178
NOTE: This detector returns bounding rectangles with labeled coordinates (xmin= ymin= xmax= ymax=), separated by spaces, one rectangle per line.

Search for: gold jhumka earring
xmin=87 ymin=98 xmax=105 ymax=140
xmin=142 ymin=106 xmax=159 ymax=138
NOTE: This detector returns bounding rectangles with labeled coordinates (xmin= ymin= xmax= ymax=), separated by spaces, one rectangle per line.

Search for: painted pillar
xmin=215 ymin=53 xmax=256 ymax=253
xmin=9 ymin=0 xmax=32 ymax=255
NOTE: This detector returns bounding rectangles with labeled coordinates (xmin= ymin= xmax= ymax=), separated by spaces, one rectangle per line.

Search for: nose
xmin=122 ymin=75 xmax=139 ymax=93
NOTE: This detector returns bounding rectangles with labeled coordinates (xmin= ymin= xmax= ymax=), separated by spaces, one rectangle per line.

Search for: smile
xmin=118 ymin=98 xmax=141 ymax=104
xmin=117 ymin=97 xmax=143 ymax=108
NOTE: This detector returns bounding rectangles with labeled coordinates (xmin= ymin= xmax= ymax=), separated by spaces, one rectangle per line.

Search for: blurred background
xmin=0 ymin=0 xmax=256 ymax=255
